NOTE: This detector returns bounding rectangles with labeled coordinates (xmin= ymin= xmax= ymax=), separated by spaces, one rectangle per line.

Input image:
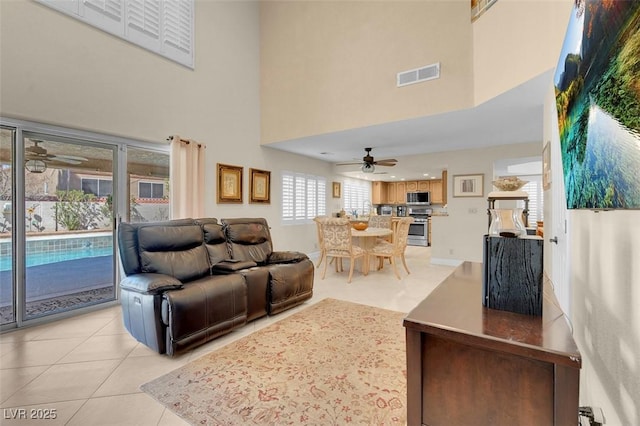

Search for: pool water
xmin=0 ymin=246 xmax=113 ymax=272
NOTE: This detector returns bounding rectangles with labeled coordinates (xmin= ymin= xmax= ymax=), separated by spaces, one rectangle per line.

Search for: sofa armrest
xmin=120 ymin=273 xmax=183 ymax=294
xmin=267 ymin=251 xmax=309 ymax=264
xmin=212 ymin=260 xmax=258 ymax=273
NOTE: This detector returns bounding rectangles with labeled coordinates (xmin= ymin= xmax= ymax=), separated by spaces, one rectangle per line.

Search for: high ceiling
xmin=264 ymin=70 xmax=553 ymax=181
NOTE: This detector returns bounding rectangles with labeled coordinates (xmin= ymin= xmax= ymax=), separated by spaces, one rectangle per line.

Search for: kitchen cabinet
xmin=441 ymin=170 xmax=448 ymax=205
xmin=406 ymin=181 xmax=418 ymax=192
xmin=417 ymin=181 xmax=430 ymax=191
xmin=387 ymin=181 xmax=407 ymax=204
xmin=372 ymin=181 xmax=387 ymax=204
xmin=376 ymin=176 xmax=447 ymax=205
xmin=429 ymin=180 xmax=443 ymax=204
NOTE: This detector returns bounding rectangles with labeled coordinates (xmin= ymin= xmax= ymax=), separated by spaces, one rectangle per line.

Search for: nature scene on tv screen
xmin=555 ymin=0 xmax=640 ymax=209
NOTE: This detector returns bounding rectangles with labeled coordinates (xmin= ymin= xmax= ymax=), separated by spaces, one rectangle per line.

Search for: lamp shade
xmin=361 ymin=163 xmax=375 ymax=173
xmin=25 ymin=159 xmax=47 ymax=173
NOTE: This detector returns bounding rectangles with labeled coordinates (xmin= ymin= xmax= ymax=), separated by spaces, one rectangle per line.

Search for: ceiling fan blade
xmin=374 ymin=161 xmax=397 ymax=167
xmin=52 ymin=154 xmax=88 ymax=162
xmin=49 ymin=157 xmax=82 ymax=165
xmin=335 ymin=161 xmax=364 ymax=166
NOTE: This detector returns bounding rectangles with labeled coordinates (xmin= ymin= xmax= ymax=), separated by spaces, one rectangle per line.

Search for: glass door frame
xmin=0 ymin=117 xmax=169 ymax=330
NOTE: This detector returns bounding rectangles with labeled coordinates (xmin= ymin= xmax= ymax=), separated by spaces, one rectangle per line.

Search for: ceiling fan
xmin=25 ymin=140 xmax=88 ymax=172
xmin=336 ymin=147 xmax=398 ymax=173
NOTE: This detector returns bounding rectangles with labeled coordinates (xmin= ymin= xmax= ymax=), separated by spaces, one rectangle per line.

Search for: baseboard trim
xmin=431 ymin=257 xmax=464 ymax=267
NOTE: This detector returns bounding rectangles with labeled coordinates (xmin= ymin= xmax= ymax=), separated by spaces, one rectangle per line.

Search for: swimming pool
xmin=0 ymin=246 xmax=113 ymax=272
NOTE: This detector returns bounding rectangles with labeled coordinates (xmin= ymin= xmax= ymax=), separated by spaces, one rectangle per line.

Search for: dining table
xmin=351 ymin=227 xmax=393 ymax=250
xmin=351 ymin=227 xmax=393 ymax=272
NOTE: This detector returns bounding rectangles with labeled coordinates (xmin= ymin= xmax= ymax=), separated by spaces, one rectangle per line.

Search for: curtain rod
xmin=166 ymin=136 xmax=206 ymax=148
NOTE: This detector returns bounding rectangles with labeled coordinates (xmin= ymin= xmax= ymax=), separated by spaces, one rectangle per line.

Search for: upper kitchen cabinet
xmin=372 ymin=181 xmax=387 ymax=204
xmin=387 ymin=181 xmax=407 ymax=204
xmin=430 ymin=180 xmax=444 ymax=204
xmin=417 ymin=181 xmax=430 ymax=191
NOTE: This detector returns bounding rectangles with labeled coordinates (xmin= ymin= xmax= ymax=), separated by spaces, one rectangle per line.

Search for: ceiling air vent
xmin=397 ymin=62 xmax=440 ymax=87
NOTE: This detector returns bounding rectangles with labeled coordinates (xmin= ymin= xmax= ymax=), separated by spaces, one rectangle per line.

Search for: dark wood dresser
xmin=403 ymin=262 xmax=581 ymax=426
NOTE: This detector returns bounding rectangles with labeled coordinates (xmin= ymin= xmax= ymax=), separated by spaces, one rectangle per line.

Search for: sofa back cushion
xmin=200 ymin=222 xmax=229 ymax=265
xmin=138 ymin=224 xmax=210 ymax=282
xmin=118 ymin=219 xmax=196 ymax=276
xmin=222 ymin=218 xmax=273 ymax=264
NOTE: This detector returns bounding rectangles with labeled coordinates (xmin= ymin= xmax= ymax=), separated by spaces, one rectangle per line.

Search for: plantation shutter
xmin=37 ymin=0 xmax=194 ymax=68
xmin=281 ymin=171 xmax=327 ymax=224
xmin=282 ymin=173 xmax=294 ymax=222
xmin=82 ymin=0 xmax=123 ymax=34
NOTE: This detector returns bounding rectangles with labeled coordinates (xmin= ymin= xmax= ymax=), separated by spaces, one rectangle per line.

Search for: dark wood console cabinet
xmin=404 ymin=262 xmax=581 ymax=426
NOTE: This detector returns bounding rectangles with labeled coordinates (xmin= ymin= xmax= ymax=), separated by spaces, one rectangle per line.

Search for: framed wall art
xmin=249 ymin=168 xmax=271 ymax=204
xmin=332 ymin=182 xmax=341 ymax=198
xmin=453 ymin=174 xmax=484 ymax=197
xmin=217 ymin=163 xmax=243 ymax=203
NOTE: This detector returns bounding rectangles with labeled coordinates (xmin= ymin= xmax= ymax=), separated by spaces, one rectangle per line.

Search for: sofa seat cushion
xmin=161 ymin=274 xmax=247 ymax=355
xmin=267 ymin=259 xmax=314 ymax=315
xmin=139 ymin=224 xmax=210 ymax=282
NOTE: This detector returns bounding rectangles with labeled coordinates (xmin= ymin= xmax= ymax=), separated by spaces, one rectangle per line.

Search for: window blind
xmin=37 ymin=0 xmax=194 ymax=68
xmin=342 ymin=178 xmax=372 ymax=215
xmin=282 ymin=171 xmax=326 ymax=224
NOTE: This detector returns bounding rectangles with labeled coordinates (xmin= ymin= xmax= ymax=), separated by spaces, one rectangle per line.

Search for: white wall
xmin=404 ymin=142 xmax=541 ymax=264
xmin=542 ymin=45 xmax=640 ymax=426
xmin=0 ymin=0 xmax=332 ymax=254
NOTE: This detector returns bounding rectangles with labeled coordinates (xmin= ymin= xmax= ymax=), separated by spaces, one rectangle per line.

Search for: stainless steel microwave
xmin=406 ymin=191 xmax=431 ymax=205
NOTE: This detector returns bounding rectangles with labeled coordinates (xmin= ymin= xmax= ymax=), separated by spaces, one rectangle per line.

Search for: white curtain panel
xmin=170 ymin=135 xmax=206 ymax=219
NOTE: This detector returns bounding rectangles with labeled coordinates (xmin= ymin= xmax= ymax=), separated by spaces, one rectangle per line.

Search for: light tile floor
xmin=0 ymin=246 xmax=455 ymax=425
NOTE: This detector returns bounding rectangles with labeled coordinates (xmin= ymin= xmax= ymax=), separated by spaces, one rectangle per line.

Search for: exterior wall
xmin=260 ymin=0 xmax=474 ymax=144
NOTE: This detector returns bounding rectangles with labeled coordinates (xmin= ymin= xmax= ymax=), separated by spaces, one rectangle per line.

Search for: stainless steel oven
xmin=408 ymin=207 xmax=432 ymax=246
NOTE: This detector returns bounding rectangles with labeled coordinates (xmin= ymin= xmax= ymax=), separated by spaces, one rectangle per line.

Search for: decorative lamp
xmin=25 ymin=159 xmax=47 ymax=173
xmin=361 ymin=163 xmax=375 ymax=173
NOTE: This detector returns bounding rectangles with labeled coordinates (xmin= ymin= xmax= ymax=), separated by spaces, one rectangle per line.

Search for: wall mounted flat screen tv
xmin=554 ymin=0 xmax=640 ymax=209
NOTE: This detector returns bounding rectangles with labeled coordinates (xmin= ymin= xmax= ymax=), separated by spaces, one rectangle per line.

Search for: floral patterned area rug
xmin=141 ymin=298 xmax=407 ymax=425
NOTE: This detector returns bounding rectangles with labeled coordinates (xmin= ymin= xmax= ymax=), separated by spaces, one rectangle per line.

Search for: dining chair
xmin=369 ymin=217 xmax=414 ymax=279
xmin=320 ymin=217 xmax=368 ymax=283
xmin=367 ymin=215 xmax=393 ymax=243
xmin=313 ymin=216 xmax=328 ymax=269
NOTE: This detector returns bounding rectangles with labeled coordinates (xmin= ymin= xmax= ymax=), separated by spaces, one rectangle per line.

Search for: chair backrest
xmin=320 ymin=217 xmax=353 ymax=255
xmin=368 ymin=215 xmax=392 ymax=229
xmin=313 ymin=216 xmax=328 ymax=250
xmin=393 ymin=217 xmax=415 ymax=252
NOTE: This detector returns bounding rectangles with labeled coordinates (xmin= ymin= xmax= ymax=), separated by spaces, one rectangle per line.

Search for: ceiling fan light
xmin=362 ymin=163 xmax=375 ymax=173
xmin=25 ymin=159 xmax=47 ymax=173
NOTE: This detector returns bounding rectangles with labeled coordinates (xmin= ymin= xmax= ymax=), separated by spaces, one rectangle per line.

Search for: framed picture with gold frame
xmin=217 ymin=163 xmax=243 ymax=203
xmin=332 ymin=182 xmax=341 ymax=198
xmin=249 ymin=168 xmax=271 ymax=204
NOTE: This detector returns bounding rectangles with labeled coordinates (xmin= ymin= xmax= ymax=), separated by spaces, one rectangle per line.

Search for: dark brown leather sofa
xmin=118 ymin=217 xmax=314 ymax=356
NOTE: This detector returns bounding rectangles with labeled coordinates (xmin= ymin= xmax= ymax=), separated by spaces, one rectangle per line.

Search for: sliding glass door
xmin=0 ymin=120 xmax=171 ymax=328
xmin=22 ymin=132 xmax=117 ymax=320
xmin=0 ymin=127 xmax=15 ymax=325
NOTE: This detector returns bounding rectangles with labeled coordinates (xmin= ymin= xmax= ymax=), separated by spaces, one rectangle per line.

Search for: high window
xmin=282 ymin=171 xmax=326 ymax=224
xmin=36 ymin=0 xmax=194 ymax=68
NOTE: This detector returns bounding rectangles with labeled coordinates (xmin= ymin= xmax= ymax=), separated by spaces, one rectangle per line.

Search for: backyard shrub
xmin=54 ymin=190 xmax=109 ymax=231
